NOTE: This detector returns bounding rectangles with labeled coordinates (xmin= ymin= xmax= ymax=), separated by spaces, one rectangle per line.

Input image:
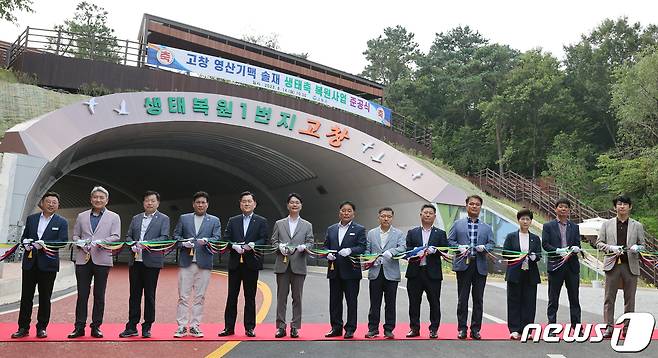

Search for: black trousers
xmin=126 ymin=262 xmax=161 ymax=331
xmin=506 ymin=270 xmax=538 ymax=333
xmin=407 ymin=266 xmax=442 ymax=332
xmin=329 ymin=277 xmax=360 ymax=333
xmin=368 ymin=270 xmax=398 ymax=332
xmin=547 ymin=267 xmax=581 ymax=324
xmin=224 ymin=264 xmax=258 ymax=331
xmin=456 ymin=261 xmax=487 ymax=332
xmin=17 ymin=265 xmax=57 ymax=330
xmin=74 ymin=261 xmax=110 ymax=329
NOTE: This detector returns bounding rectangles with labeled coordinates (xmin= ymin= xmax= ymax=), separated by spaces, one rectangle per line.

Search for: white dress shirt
xmin=37 ymin=213 xmax=53 ymax=239
xmin=288 ymin=216 xmax=300 ymax=238
xmin=243 ymin=214 xmax=252 ymax=237
xmin=136 ymin=212 xmax=155 ymax=262
xmin=338 ymin=221 xmax=351 ymax=246
xmin=421 ymin=226 xmax=432 ymax=266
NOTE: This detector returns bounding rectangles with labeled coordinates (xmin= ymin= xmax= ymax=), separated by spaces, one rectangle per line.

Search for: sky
xmin=1 ymin=0 xmax=657 ymax=75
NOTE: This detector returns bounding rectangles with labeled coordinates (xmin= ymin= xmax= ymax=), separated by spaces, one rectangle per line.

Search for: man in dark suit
xmin=405 ymin=204 xmax=449 ymax=339
xmin=119 ymin=190 xmax=171 ymax=338
xmin=219 ymin=191 xmax=268 ymax=338
xmin=541 ymin=198 xmax=582 ymax=328
xmin=11 ymin=192 xmax=68 ymax=339
xmin=323 ymin=201 xmax=366 ymax=339
xmin=448 ymin=195 xmax=495 ymax=340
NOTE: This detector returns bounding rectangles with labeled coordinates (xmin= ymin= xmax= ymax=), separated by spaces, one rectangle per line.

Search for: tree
xmin=0 ymin=0 xmax=32 ymax=24
xmin=611 ymin=50 xmax=658 ymax=149
xmin=48 ymin=1 xmax=119 ymax=61
xmin=361 ymin=25 xmax=420 ymax=86
xmin=543 ymin=132 xmax=597 ymax=200
xmin=242 ymin=32 xmax=280 ymax=50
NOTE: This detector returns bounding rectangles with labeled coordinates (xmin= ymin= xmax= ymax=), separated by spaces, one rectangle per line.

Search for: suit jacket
xmin=224 ymin=213 xmax=268 ymax=270
xmin=596 ymin=217 xmax=645 ymax=276
xmin=366 ymin=226 xmax=406 ymax=281
xmin=126 ymin=211 xmax=171 ymax=269
xmin=271 ymin=216 xmax=314 ymax=275
xmin=72 ymin=209 xmax=121 ymax=266
xmin=21 ymin=213 xmax=69 ymax=272
xmin=448 ymin=217 xmax=495 ymax=276
xmin=541 ymin=219 xmax=581 ymax=273
xmin=405 ymin=226 xmax=449 ymax=281
xmin=173 ymin=213 xmax=220 ymax=270
xmin=503 ymin=231 xmax=542 ymax=284
xmin=323 ymin=222 xmax=366 ymax=280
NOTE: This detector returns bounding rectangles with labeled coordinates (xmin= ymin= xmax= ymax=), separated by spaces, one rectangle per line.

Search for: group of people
xmin=9 ymin=187 xmax=646 ymax=342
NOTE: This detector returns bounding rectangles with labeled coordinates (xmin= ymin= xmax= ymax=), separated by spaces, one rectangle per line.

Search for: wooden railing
xmin=472 ymin=168 xmax=658 ymax=287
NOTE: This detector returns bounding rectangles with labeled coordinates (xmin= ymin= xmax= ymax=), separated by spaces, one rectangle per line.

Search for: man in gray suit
xmin=271 ymin=193 xmax=314 ymax=339
xmin=68 ymin=186 xmax=121 ymax=339
xmin=173 ymin=191 xmax=221 ymax=338
xmin=365 ymin=207 xmax=406 ymax=339
xmin=596 ymin=195 xmax=646 ymax=338
xmin=448 ymin=194 xmax=494 ymax=340
xmin=119 ymin=190 xmax=170 ymax=338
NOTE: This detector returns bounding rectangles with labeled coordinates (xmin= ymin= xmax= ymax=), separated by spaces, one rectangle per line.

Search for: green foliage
xmin=242 ymin=33 xmax=280 ymax=50
xmin=0 ymin=0 xmax=32 ymax=23
xmin=78 ymin=81 xmax=111 ymax=96
xmin=543 ymin=132 xmax=598 ymax=200
xmin=361 ymin=25 xmax=420 ymax=86
xmin=47 ymin=1 xmax=120 ymax=62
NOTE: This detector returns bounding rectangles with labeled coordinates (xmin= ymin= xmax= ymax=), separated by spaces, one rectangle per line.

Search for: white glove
xmin=457 ymin=244 xmax=469 ymax=254
xmin=374 ymin=257 xmax=384 ymax=266
xmin=556 ymin=247 xmax=568 ymax=257
xmin=279 ymin=243 xmax=288 ymax=255
xmin=197 ymin=238 xmax=208 ymax=245
xmin=528 ymin=253 xmax=537 ymax=262
xmin=134 ymin=242 xmax=145 ymax=249
xmin=296 ymin=244 xmax=306 ymax=253
xmin=33 ymin=240 xmax=44 ymax=250
xmin=570 ymin=246 xmax=581 ymax=254
xmin=338 ymin=248 xmax=352 ymax=257
xmin=182 ymin=241 xmax=195 ymax=248
xmin=232 ymin=244 xmax=245 ymax=254
xmin=629 ymin=244 xmax=644 ymax=253
xmin=90 ymin=239 xmax=102 ymax=247
xmin=244 ymin=242 xmax=255 ymax=251
xmin=427 ymin=246 xmax=437 ymax=254
xmin=382 ymin=250 xmax=393 ymax=259
xmin=327 ymin=253 xmax=336 ymax=261
xmin=475 ymin=245 xmax=485 ymax=252
xmin=608 ymin=245 xmax=623 ymax=254
xmin=131 ymin=245 xmax=142 ymax=253
xmin=24 ymin=244 xmax=33 ymax=251
xmin=22 ymin=239 xmax=31 ymax=245
xmin=75 ymin=239 xmax=87 ymax=248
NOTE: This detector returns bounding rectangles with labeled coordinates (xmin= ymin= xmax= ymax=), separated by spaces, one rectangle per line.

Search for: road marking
xmin=398 ymin=285 xmax=507 ymax=324
xmin=546 ymin=355 xmax=567 ymax=358
xmin=0 ymin=287 xmax=79 ymax=315
xmin=205 ymin=271 xmax=272 ymax=358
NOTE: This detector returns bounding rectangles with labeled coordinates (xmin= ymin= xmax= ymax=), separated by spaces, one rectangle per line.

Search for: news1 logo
xmin=521 ymin=312 xmax=656 ymax=353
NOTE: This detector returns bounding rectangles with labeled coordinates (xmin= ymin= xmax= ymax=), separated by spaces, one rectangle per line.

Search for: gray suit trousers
xmin=276 ymin=266 xmax=306 ymax=329
xmin=604 ymin=261 xmax=637 ymax=326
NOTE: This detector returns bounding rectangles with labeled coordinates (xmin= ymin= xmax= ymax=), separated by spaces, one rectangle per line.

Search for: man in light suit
xmin=365 ymin=207 xmax=406 ymax=339
xmin=323 ymin=201 xmax=367 ymax=339
xmin=541 ymin=198 xmax=582 ymax=328
xmin=271 ymin=193 xmax=314 ymax=339
xmin=119 ymin=190 xmax=170 ymax=338
xmin=596 ymin=195 xmax=646 ymax=338
xmin=405 ymin=204 xmax=449 ymax=339
xmin=68 ymin=186 xmax=121 ymax=339
xmin=11 ymin=192 xmax=68 ymax=339
xmin=219 ymin=191 xmax=268 ymax=338
xmin=448 ymin=194 xmax=494 ymax=340
xmin=172 ymin=191 xmax=221 ymax=338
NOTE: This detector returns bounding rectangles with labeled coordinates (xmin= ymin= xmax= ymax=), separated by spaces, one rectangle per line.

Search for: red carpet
xmin=2 ymin=323 xmax=657 ymax=342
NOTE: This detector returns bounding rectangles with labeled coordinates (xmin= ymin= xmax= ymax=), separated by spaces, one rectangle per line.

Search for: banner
xmin=146 ymin=43 xmax=392 ymax=126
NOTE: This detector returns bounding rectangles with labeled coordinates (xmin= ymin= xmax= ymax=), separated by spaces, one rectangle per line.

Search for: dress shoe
xmin=457 ymin=330 xmax=467 ymax=339
xmin=290 ymin=327 xmax=299 ymax=338
xmin=510 ymin=332 xmax=520 ymax=340
xmin=36 ymin=329 xmax=47 ymax=339
xmin=365 ymin=330 xmax=379 ymax=339
xmin=91 ymin=327 xmax=103 ymax=338
xmin=142 ymin=330 xmax=151 ymax=338
xmin=11 ymin=328 xmax=29 ymax=339
xmin=119 ymin=329 xmax=138 ymax=338
xmin=275 ymin=328 xmax=286 ymax=338
xmin=68 ymin=328 xmax=85 ymax=339
xmin=325 ymin=329 xmax=342 ymax=337
xmin=384 ymin=330 xmax=394 ymax=339
xmin=429 ymin=330 xmax=438 ymax=339
xmin=602 ymin=327 xmax=614 ymax=339
xmin=245 ymin=329 xmax=256 ymax=337
xmin=406 ymin=329 xmax=420 ymax=338
xmin=343 ymin=331 xmax=354 ymax=339
xmin=218 ymin=329 xmax=235 ymax=337
xmin=470 ymin=330 xmax=481 ymax=340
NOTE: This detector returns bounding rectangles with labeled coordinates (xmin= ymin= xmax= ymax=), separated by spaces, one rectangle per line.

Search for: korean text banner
xmin=146 ymin=43 xmax=392 ymax=126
